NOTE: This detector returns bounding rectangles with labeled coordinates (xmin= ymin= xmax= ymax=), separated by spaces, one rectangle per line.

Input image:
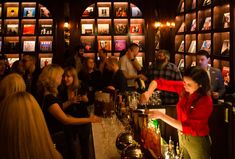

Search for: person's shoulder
xmin=167 ymin=62 xmax=179 ymax=70
xmin=210 ymin=67 xmax=222 ymax=74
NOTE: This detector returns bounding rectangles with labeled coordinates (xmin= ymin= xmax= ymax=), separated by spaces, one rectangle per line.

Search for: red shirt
xmin=155 ymin=78 xmax=213 ymax=136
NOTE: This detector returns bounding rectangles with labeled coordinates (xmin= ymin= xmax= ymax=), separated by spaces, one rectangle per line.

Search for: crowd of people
xmin=0 ymin=42 xmax=226 ymax=159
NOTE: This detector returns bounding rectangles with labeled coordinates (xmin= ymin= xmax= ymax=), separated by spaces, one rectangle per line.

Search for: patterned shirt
xmin=147 ymin=62 xmax=182 ymax=105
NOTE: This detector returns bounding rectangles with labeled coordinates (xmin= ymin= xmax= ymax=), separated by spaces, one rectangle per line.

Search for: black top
xmin=42 ymin=94 xmax=64 ymax=134
xmin=59 ymin=83 xmax=89 ymax=118
xmin=111 ymin=69 xmax=127 ymax=93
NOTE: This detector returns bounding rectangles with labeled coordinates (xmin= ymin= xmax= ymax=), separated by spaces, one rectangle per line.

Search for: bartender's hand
xmin=148 ymin=110 xmax=163 ymax=120
xmin=90 ymin=115 xmax=101 ymax=123
xmin=138 ymin=74 xmax=148 ymax=81
xmin=212 ymin=91 xmax=219 ymax=99
xmin=140 ymin=91 xmax=151 ymax=104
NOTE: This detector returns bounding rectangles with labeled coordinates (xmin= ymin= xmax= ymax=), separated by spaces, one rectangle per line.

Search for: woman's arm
xmin=140 ymin=80 xmax=157 ymax=104
xmin=149 ymin=110 xmax=183 ymax=131
xmin=48 ymin=103 xmax=100 ymax=125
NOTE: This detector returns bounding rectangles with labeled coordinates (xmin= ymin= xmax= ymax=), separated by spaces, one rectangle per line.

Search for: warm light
xmin=170 ymin=22 xmax=175 ymax=27
xmin=154 ymin=22 xmax=161 ymax=28
xmin=166 ymin=21 xmax=171 ymax=27
xmin=64 ymin=22 xmax=69 ymax=29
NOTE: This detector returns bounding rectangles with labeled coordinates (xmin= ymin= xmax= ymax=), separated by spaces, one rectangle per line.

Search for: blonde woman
xmin=59 ymin=66 xmax=91 ymax=159
xmin=37 ymin=64 xmax=100 ymax=158
xmin=0 ymin=92 xmax=61 ymax=159
xmin=0 ymin=73 xmax=26 ymax=102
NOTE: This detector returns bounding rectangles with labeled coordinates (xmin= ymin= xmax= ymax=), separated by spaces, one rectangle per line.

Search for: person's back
xmin=0 ymin=92 xmax=61 ymax=159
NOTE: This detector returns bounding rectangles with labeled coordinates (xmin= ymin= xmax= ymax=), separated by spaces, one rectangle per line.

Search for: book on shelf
xmin=6 ymin=41 xmax=19 ymax=52
xmin=0 ymin=7 xmax=2 ymax=17
xmin=221 ymin=40 xmax=230 ymax=56
xmin=6 ymin=24 xmax=18 ymax=35
xmin=203 ymin=0 xmax=211 ymax=6
xmin=23 ymin=41 xmax=35 ymax=52
xmin=190 ymin=19 xmax=196 ymax=31
xmin=136 ymin=56 xmax=143 ymax=67
xmin=115 ymin=6 xmax=127 ymax=17
xmin=8 ymin=57 xmax=19 ymax=67
xmin=82 ymin=7 xmax=94 ymax=17
xmin=40 ymin=24 xmax=53 ymax=35
xmin=98 ymin=40 xmax=111 ymax=51
xmin=40 ymin=7 xmax=50 ymax=17
xmin=192 ymin=0 xmax=196 ymax=9
xmin=202 ymin=17 xmax=211 ymax=30
xmin=114 ymin=40 xmax=126 ymax=51
xmin=131 ymin=7 xmax=142 ymax=17
xmin=40 ymin=41 xmax=52 ymax=52
xmin=222 ymin=66 xmax=230 ymax=86
xmin=178 ymin=40 xmax=184 ymax=52
xmin=23 ymin=7 xmax=36 ymax=17
xmin=177 ymin=59 xmax=184 ymax=70
xmin=0 ymin=24 xmax=1 ymax=34
xmin=131 ymin=39 xmax=144 ymax=51
xmin=81 ymin=39 xmax=94 ymax=51
xmin=98 ymin=7 xmax=110 ymax=17
xmin=23 ymin=24 xmax=35 ymax=35
xmin=81 ymin=24 xmax=93 ymax=35
xmin=40 ymin=57 xmax=52 ymax=68
xmin=6 ymin=7 xmax=19 ymax=17
xmin=223 ymin=12 xmax=230 ymax=28
xmin=98 ymin=24 xmax=109 ymax=34
xmin=200 ymin=40 xmax=211 ymax=52
xmin=130 ymin=24 xmax=143 ymax=34
xmin=114 ymin=24 xmax=127 ymax=34
xmin=188 ymin=40 xmax=196 ymax=53
xmin=178 ymin=22 xmax=185 ymax=32
xmin=177 ymin=0 xmax=184 ymax=13
xmin=0 ymin=41 xmax=2 ymax=52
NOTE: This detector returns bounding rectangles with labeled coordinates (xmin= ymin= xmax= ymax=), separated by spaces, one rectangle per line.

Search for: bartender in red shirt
xmin=140 ymin=66 xmax=213 ymax=159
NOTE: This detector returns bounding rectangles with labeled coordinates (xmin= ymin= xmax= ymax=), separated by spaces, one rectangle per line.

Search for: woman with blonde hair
xmin=0 ymin=73 xmax=26 ymax=102
xmin=59 ymin=66 xmax=91 ymax=159
xmin=37 ymin=64 xmax=100 ymax=158
xmin=0 ymin=92 xmax=61 ymax=159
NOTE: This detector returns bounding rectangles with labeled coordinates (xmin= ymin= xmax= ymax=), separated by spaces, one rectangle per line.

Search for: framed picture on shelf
xmin=114 ymin=40 xmax=126 ymax=51
xmin=40 ymin=7 xmax=50 ymax=17
xmin=222 ymin=66 xmax=230 ymax=86
xmin=40 ymin=24 xmax=53 ymax=35
xmin=40 ymin=57 xmax=52 ymax=68
xmin=200 ymin=40 xmax=211 ymax=52
xmin=40 ymin=41 xmax=52 ymax=52
xmin=81 ymin=39 xmax=94 ymax=51
xmin=23 ymin=7 xmax=36 ymax=17
xmin=82 ymin=7 xmax=94 ymax=17
xmin=131 ymin=7 xmax=142 ymax=17
xmin=81 ymin=24 xmax=93 ymax=35
xmin=202 ymin=17 xmax=211 ymax=30
xmin=23 ymin=24 xmax=35 ymax=35
xmin=98 ymin=7 xmax=110 ymax=17
xmin=190 ymin=19 xmax=196 ymax=31
xmin=130 ymin=24 xmax=143 ymax=34
xmin=178 ymin=22 xmax=185 ymax=32
xmin=192 ymin=0 xmax=196 ymax=9
xmin=23 ymin=41 xmax=35 ymax=52
xmin=98 ymin=40 xmax=111 ymax=51
xmin=114 ymin=24 xmax=127 ymax=34
xmin=6 ymin=7 xmax=19 ymax=17
xmin=178 ymin=40 xmax=184 ymax=52
xmin=115 ymin=6 xmax=127 ymax=17
xmin=6 ymin=24 xmax=18 ymax=35
xmin=188 ymin=40 xmax=196 ymax=53
xmin=131 ymin=39 xmax=144 ymax=51
xmin=223 ymin=12 xmax=230 ymax=28
xmin=221 ymin=40 xmax=230 ymax=56
xmin=177 ymin=58 xmax=184 ymax=70
xmin=98 ymin=24 xmax=109 ymax=34
xmin=8 ymin=57 xmax=19 ymax=67
xmin=203 ymin=0 xmax=211 ymax=6
xmin=6 ymin=41 xmax=19 ymax=52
